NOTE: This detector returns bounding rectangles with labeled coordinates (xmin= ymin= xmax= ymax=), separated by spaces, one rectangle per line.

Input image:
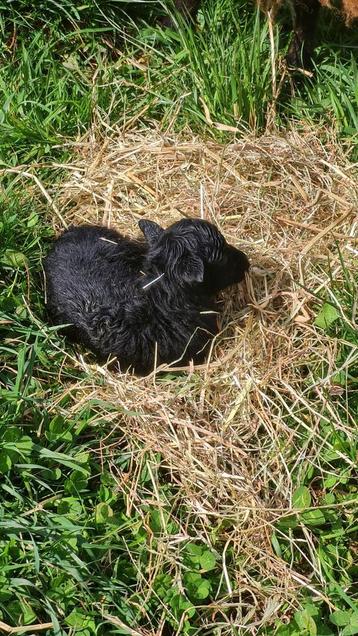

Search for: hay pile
xmin=50 ymin=128 xmax=357 ymax=630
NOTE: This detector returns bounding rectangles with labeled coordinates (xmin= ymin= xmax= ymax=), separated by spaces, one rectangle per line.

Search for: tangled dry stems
xmin=39 ymin=127 xmax=358 ymax=631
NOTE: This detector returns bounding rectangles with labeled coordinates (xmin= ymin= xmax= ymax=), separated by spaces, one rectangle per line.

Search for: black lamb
xmin=44 ymin=218 xmax=249 ymax=374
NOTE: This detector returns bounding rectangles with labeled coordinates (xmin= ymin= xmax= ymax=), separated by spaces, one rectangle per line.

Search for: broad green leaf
xmin=169 ymin=592 xmax=195 ymax=617
xmin=195 ymin=579 xmax=211 ymax=600
xmin=341 ymin=612 xmax=358 ymax=636
xmin=12 ymin=436 xmax=33 ymax=453
xmin=322 ymin=493 xmax=335 ymax=505
xmin=10 ymin=577 xmax=37 ymax=588
xmin=330 ymin=610 xmax=352 ymax=627
xmin=277 ymin=514 xmax=299 ymax=529
xmin=1 ymin=250 xmax=29 ymax=268
xmin=95 ymin=502 xmax=114 ymax=524
xmin=21 ymin=603 xmax=37 ymax=626
xmin=292 ymin=486 xmax=311 ymax=509
xmin=27 ymin=212 xmax=39 ymax=227
xmin=64 ymin=470 xmax=88 ymax=494
xmin=274 ymin=624 xmax=300 ymax=636
xmin=199 ymin=550 xmax=217 ymax=572
xmin=0 ymin=588 xmax=12 ymax=602
xmin=184 ymin=571 xmax=211 ymax=600
xmin=184 ymin=572 xmax=201 ymax=585
xmin=7 ymin=600 xmax=36 ymax=625
xmin=342 ymin=626 xmax=358 ymax=636
xmin=57 ymin=497 xmax=83 ymax=520
xmin=150 ymin=509 xmax=164 ymax=533
xmin=295 ymin=609 xmax=317 ymax=635
xmin=0 ymin=453 xmax=12 ymax=473
xmin=185 ymin=543 xmax=203 ymax=557
xmin=350 ymin=613 xmax=358 ymax=627
xmin=301 ymin=509 xmax=326 ymax=527
xmin=314 ymin=303 xmax=340 ymax=330
xmin=323 ymin=475 xmax=339 ymax=488
xmin=75 ymin=451 xmax=90 ymax=465
xmin=66 ymin=610 xmax=95 ymax=630
xmin=331 ymin=371 xmax=347 ymax=386
xmin=271 ymin=532 xmax=282 ymax=557
xmin=46 ymin=415 xmax=73 ymax=442
xmin=3 ymin=428 xmax=21 ymax=442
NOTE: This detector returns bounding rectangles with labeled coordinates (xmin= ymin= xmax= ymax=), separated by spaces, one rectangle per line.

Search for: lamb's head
xmin=139 ymin=218 xmax=249 ymax=292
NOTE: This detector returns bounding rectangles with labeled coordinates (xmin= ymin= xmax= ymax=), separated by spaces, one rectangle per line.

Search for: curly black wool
xmin=44 ymin=218 xmax=249 ymax=374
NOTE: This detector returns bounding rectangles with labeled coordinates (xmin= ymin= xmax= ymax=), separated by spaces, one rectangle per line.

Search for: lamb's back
xmin=44 ymin=225 xmax=146 ymax=331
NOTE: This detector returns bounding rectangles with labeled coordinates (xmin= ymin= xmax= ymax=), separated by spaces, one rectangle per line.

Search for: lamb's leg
xmin=286 ymin=0 xmax=320 ymax=69
xmin=160 ymin=0 xmax=202 ymax=28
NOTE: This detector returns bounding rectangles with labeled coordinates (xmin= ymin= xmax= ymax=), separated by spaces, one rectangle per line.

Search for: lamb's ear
xmin=177 ymin=253 xmax=204 ymax=284
xmin=138 ymin=220 xmax=164 ymax=246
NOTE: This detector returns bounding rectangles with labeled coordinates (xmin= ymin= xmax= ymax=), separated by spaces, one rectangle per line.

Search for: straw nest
xmin=49 ymin=128 xmax=357 ymax=631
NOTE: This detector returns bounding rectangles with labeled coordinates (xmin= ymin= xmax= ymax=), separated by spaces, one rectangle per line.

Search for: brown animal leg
xmin=160 ymin=0 xmax=202 ymax=27
xmin=286 ymin=0 xmax=320 ymax=69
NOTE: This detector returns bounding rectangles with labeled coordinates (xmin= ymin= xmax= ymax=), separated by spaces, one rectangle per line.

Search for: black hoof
xmin=157 ymin=14 xmax=176 ymax=28
xmin=286 ymin=38 xmax=314 ymax=71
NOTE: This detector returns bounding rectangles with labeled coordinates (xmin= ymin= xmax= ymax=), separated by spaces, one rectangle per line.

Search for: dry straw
xmin=46 ymin=127 xmax=357 ymax=632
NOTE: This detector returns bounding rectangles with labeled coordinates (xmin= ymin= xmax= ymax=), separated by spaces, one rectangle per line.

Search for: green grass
xmin=0 ymin=0 xmax=357 ymax=165
xmin=289 ymin=54 xmax=358 ymax=140
xmin=0 ymin=1 xmax=357 ymax=634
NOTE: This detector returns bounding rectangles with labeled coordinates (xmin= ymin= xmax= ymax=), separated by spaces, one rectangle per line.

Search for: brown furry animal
xmin=285 ymin=0 xmax=358 ymax=67
xmin=161 ymin=0 xmax=358 ymax=69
